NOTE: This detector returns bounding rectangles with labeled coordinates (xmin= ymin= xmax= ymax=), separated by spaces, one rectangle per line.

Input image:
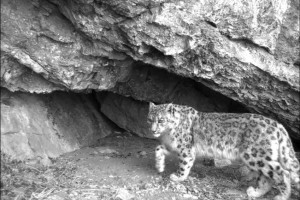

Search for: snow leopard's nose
xmin=151 ymin=124 xmax=157 ymax=132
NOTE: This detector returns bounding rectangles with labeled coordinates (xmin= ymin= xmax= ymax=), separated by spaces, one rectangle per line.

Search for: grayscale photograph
xmin=1 ymin=0 xmax=299 ymax=200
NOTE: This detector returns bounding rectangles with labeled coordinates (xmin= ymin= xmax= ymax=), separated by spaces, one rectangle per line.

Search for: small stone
xmin=90 ymin=151 xmax=98 ymax=155
xmin=46 ymin=195 xmax=65 ymax=200
xmin=183 ymin=193 xmax=198 ymax=199
xmin=214 ymin=159 xmax=232 ymax=167
xmin=116 ymin=188 xmax=135 ymax=200
xmin=98 ymin=148 xmax=119 ymax=155
xmin=138 ymin=151 xmax=147 ymax=156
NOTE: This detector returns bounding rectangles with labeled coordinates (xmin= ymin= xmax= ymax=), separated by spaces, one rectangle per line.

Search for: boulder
xmin=1 ymin=88 xmax=115 ymax=164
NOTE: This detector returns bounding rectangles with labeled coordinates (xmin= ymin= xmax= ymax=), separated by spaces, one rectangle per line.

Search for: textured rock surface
xmin=100 ymin=93 xmax=151 ymax=138
xmin=1 ymin=56 xmax=66 ymax=93
xmin=1 ymin=0 xmax=132 ymax=91
xmin=1 ymin=0 xmax=299 ymax=138
xmin=1 ymin=88 xmax=114 ymax=163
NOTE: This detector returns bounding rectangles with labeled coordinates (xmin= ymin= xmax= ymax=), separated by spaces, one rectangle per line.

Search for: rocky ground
xmin=1 ymin=133 xmax=300 ymax=200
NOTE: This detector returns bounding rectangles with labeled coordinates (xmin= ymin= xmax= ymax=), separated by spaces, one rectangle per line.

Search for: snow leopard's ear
xmin=149 ymin=102 xmax=155 ymax=110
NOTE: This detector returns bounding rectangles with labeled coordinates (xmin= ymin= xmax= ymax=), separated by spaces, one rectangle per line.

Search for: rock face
xmin=100 ymin=93 xmax=151 ymax=138
xmin=1 ymin=88 xmax=114 ymax=164
xmin=1 ymin=56 xmax=66 ymax=93
xmin=1 ymin=0 xmax=299 ymax=138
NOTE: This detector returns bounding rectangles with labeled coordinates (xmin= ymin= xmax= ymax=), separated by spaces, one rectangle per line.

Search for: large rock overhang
xmin=1 ymin=0 xmax=299 ymax=139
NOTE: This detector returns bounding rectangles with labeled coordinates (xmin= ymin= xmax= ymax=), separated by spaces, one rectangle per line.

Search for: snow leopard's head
xmin=147 ymin=102 xmax=180 ymax=138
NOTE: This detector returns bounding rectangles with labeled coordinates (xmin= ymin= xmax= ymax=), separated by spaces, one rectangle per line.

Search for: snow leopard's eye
xmin=147 ymin=118 xmax=153 ymax=123
xmin=158 ymin=119 xmax=165 ymax=123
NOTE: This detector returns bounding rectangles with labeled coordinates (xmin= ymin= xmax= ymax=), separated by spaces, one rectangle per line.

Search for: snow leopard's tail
xmin=278 ymin=125 xmax=300 ymax=190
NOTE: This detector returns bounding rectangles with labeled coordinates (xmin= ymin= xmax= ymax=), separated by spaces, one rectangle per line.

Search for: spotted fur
xmin=148 ymin=102 xmax=300 ymax=200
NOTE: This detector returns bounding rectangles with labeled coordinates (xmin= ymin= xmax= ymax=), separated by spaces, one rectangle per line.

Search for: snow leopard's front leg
xmin=155 ymin=145 xmax=169 ymax=173
xmin=170 ymin=146 xmax=196 ymax=182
